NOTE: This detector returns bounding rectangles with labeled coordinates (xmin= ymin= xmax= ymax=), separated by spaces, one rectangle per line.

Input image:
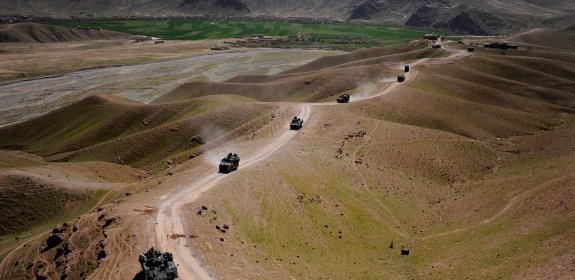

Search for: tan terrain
xmin=0 ymin=29 xmax=574 ymax=279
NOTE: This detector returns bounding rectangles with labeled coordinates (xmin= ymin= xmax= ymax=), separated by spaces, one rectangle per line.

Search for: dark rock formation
xmin=406 ymin=3 xmax=510 ymax=35
xmin=349 ymin=0 xmax=384 ymax=20
xmin=41 ymin=234 xmax=63 ymax=252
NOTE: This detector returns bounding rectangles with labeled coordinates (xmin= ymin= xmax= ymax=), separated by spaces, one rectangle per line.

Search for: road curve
xmin=154 ymin=44 xmax=469 ymax=280
xmin=155 ymin=104 xmax=312 ymax=280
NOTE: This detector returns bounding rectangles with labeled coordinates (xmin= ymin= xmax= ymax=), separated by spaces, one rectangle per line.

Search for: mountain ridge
xmin=3 ymin=0 xmax=575 ymax=34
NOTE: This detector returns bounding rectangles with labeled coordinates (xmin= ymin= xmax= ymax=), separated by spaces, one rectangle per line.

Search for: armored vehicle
xmin=404 ymin=65 xmax=410 ymax=72
xmin=337 ymin=94 xmax=350 ymax=103
xmin=139 ymin=248 xmax=178 ymax=280
xmin=423 ymin=34 xmax=438 ymax=41
xmin=219 ymin=153 xmax=240 ymax=173
xmin=484 ymin=42 xmax=518 ymax=50
xmin=397 ymin=75 xmax=405 ymax=83
xmin=290 ymin=116 xmax=304 ymax=130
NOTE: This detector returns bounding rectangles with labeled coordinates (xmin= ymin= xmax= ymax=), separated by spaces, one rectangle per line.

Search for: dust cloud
xmin=199 ymin=125 xmax=236 ymax=167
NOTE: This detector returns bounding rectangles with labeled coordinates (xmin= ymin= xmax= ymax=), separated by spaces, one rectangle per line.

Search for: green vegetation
xmin=45 ymin=19 xmax=430 ymax=46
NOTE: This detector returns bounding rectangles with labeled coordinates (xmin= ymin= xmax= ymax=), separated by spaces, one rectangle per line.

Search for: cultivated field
xmin=47 ymin=19 xmax=430 ymax=43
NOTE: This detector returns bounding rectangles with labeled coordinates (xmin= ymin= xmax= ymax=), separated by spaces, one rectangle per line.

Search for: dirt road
xmin=155 ymin=104 xmax=312 ymax=280
xmin=154 ymin=45 xmax=470 ymax=280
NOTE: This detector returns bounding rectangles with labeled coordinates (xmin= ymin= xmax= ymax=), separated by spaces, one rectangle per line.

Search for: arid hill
xmin=0 ymin=23 xmax=130 ymax=43
xmin=0 ymin=29 xmax=574 ymax=279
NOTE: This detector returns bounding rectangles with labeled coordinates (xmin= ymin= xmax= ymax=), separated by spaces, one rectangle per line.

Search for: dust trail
xmin=155 ymin=104 xmax=311 ymax=280
xmin=155 ymin=46 xmax=468 ymax=279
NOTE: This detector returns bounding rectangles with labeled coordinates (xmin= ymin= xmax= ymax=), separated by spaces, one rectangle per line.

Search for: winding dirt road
xmin=155 ymin=104 xmax=312 ymax=279
xmin=154 ymin=46 xmax=470 ymax=279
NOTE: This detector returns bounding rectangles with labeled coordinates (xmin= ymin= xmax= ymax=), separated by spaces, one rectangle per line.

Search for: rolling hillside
xmin=0 ymin=22 xmax=130 ymax=43
xmin=0 ymin=29 xmax=574 ymax=279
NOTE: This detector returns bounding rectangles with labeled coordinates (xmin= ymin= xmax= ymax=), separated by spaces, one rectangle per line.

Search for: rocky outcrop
xmin=406 ymin=4 xmax=511 ymax=35
xmin=215 ymin=0 xmax=250 ymax=11
xmin=179 ymin=0 xmax=250 ymax=13
xmin=348 ymin=0 xmax=385 ymax=20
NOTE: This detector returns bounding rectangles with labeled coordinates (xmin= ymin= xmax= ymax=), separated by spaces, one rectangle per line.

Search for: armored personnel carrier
xmin=290 ymin=116 xmax=304 ymax=130
xmin=219 ymin=153 xmax=240 ymax=173
xmin=423 ymin=34 xmax=439 ymax=41
xmin=404 ymin=65 xmax=410 ymax=72
xmin=138 ymin=248 xmax=178 ymax=280
xmin=397 ymin=75 xmax=405 ymax=82
xmin=337 ymin=94 xmax=350 ymax=103
xmin=484 ymin=42 xmax=518 ymax=50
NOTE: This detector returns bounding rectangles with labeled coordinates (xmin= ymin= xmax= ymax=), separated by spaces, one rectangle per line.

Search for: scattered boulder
xmin=52 ymin=223 xmax=68 ymax=234
xmin=41 ymin=234 xmax=63 ymax=252
xmin=97 ymin=250 xmax=106 ymax=261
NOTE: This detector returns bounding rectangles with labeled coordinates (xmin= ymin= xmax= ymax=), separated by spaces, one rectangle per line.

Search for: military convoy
xmin=484 ymin=42 xmax=518 ymax=50
xmin=337 ymin=94 xmax=350 ymax=103
xmin=290 ymin=116 xmax=304 ymax=130
xmin=139 ymin=248 xmax=178 ymax=280
xmin=219 ymin=153 xmax=240 ymax=173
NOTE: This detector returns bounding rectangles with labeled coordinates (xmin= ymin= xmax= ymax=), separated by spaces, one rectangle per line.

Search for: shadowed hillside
xmin=0 ymin=23 xmax=129 ymax=43
xmin=0 ymin=94 xmax=274 ymax=171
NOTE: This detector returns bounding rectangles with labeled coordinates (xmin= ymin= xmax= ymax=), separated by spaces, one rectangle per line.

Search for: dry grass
xmin=176 ymin=30 xmax=575 ymax=279
xmin=0 ymin=28 xmax=574 ymax=280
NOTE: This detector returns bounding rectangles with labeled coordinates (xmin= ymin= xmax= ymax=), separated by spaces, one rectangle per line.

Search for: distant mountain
xmin=2 ymin=0 xmax=575 ymax=35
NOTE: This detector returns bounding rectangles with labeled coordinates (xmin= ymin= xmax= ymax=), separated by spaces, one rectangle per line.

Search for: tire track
xmin=154 ymin=46 xmax=469 ymax=279
xmin=422 ymin=174 xmax=574 ymax=240
xmin=154 ymin=104 xmax=312 ymax=280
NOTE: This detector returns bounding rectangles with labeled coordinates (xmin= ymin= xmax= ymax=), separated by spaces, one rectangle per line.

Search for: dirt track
xmin=155 ymin=46 xmax=473 ymax=279
xmin=155 ymin=104 xmax=312 ymax=279
xmin=153 ymin=44 xmax=478 ymax=279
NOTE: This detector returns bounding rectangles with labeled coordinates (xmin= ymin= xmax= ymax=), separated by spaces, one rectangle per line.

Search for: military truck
xmin=484 ymin=42 xmax=518 ymax=50
xmin=423 ymin=34 xmax=439 ymax=41
xmin=219 ymin=153 xmax=240 ymax=173
xmin=337 ymin=94 xmax=350 ymax=103
xmin=290 ymin=116 xmax=304 ymax=130
xmin=138 ymin=248 xmax=178 ymax=280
